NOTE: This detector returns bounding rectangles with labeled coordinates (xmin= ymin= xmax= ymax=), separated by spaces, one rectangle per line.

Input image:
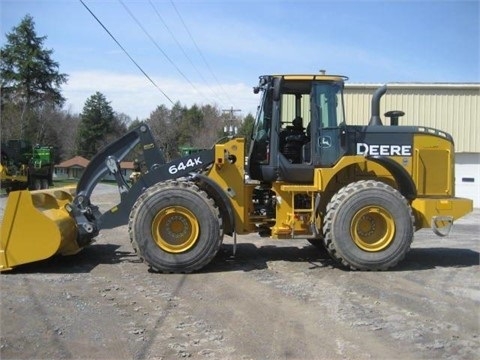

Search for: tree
xmin=53 ymin=110 xmax=81 ymax=160
xmin=238 ymin=113 xmax=255 ymax=149
xmin=196 ymin=104 xmax=226 ymax=147
xmin=0 ymin=14 xmax=68 ymax=141
xmin=144 ymin=103 xmax=242 ymax=161
xmin=128 ymin=118 xmax=143 ymax=131
xmin=109 ymin=112 xmax=129 ymax=143
xmin=178 ymin=104 xmax=203 ymax=147
xmin=146 ymin=104 xmax=173 ymax=160
xmin=76 ymin=92 xmax=118 ymax=159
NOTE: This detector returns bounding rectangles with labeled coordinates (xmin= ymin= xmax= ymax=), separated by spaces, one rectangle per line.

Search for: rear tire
xmin=323 ymin=180 xmax=414 ymax=270
xmin=128 ymin=180 xmax=223 ymax=273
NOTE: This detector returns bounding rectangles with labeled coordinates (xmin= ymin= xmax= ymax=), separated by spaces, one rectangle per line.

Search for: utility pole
xmin=222 ymin=106 xmax=241 ymax=135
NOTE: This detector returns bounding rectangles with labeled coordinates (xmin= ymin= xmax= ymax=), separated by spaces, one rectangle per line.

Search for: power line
xmin=169 ymin=0 xmax=234 ymax=105
xmin=79 ymin=0 xmax=174 ymax=105
xmin=118 ymin=0 xmax=210 ymax=103
xmin=148 ymin=0 xmax=226 ymax=108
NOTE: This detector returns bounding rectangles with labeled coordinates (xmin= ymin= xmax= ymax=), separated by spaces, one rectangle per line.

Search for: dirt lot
xmin=1 ymin=185 xmax=479 ymax=360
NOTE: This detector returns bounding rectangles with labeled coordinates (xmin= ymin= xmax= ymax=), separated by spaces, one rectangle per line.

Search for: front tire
xmin=129 ymin=180 xmax=223 ymax=273
xmin=323 ymin=180 xmax=414 ymax=270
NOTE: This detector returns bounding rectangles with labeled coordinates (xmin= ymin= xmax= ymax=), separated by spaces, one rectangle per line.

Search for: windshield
xmin=252 ymin=88 xmax=273 ymax=141
xmin=311 ymin=81 xmax=345 ymax=128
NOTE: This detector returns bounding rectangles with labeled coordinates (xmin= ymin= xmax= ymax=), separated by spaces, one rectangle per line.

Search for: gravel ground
xmin=0 ymin=184 xmax=479 ymax=359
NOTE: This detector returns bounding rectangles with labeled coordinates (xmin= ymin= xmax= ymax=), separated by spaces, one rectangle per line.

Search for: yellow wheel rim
xmin=351 ymin=206 xmax=395 ymax=252
xmin=151 ymin=206 xmax=199 ymax=253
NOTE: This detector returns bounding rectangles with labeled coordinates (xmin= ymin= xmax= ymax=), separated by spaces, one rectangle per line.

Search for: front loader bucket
xmin=0 ymin=187 xmax=80 ymax=271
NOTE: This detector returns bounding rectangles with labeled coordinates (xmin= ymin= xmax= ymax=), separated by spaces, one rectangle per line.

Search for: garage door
xmin=455 ymin=153 xmax=480 ymax=208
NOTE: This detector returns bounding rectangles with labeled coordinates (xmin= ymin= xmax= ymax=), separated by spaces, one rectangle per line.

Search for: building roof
xmin=120 ymin=161 xmax=134 ymax=170
xmin=55 ymin=156 xmax=134 ymax=170
xmin=346 ymin=83 xmax=480 ymax=90
xmin=56 ymin=156 xmax=89 ymax=168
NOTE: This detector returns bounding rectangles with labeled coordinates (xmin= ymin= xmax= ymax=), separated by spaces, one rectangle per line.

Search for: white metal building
xmin=344 ymin=83 xmax=480 ymax=207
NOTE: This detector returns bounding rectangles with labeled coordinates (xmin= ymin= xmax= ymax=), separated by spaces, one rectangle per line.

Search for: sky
xmin=1 ymin=0 xmax=479 ymax=120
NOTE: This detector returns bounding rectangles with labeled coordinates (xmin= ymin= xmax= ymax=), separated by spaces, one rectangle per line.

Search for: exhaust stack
xmin=368 ymin=85 xmax=387 ymax=126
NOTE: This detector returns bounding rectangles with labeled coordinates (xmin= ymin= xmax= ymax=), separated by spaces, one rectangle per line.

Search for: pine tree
xmin=76 ymin=92 xmax=115 ymax=159
xmin=0 ymin=14 xmax=68 ymax=140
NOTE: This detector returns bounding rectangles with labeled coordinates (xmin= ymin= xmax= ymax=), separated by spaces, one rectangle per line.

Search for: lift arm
xmin=68 ymin=124 xmax=214 ymax=246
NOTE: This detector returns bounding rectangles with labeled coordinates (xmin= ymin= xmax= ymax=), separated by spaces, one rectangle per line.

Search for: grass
xmin=53 ymin=179 xmax=78 ymax=187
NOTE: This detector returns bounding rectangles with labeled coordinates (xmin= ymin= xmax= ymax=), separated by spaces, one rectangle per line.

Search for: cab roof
xmin=271 ymin=74 xmax=349 ymax=82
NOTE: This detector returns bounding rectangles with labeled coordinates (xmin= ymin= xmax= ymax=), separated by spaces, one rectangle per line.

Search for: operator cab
xmin=248 ymin=74 xmax=348 ymax=183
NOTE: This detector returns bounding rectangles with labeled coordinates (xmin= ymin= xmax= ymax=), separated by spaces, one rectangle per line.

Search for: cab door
xmin=309 ymin=81 xmax=347 ymax=168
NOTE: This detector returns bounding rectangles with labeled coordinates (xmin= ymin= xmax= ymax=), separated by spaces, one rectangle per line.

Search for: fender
xmin=367 ymin=155 xmax=417 ymax=200
xmin=192 ymin=173 xmax=235 ymax=236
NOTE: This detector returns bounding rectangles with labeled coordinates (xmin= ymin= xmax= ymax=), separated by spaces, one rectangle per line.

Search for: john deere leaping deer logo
xmin=320 ymin=136 xmax=332 ymax=148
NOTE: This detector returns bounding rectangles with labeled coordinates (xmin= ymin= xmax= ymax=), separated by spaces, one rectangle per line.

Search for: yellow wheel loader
xmin=0 ymin=74 xmax=473 ymax=272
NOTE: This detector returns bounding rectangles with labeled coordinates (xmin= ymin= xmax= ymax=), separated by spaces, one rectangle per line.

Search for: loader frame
xmin=0 ymin=73 xmax=473 ymax=273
